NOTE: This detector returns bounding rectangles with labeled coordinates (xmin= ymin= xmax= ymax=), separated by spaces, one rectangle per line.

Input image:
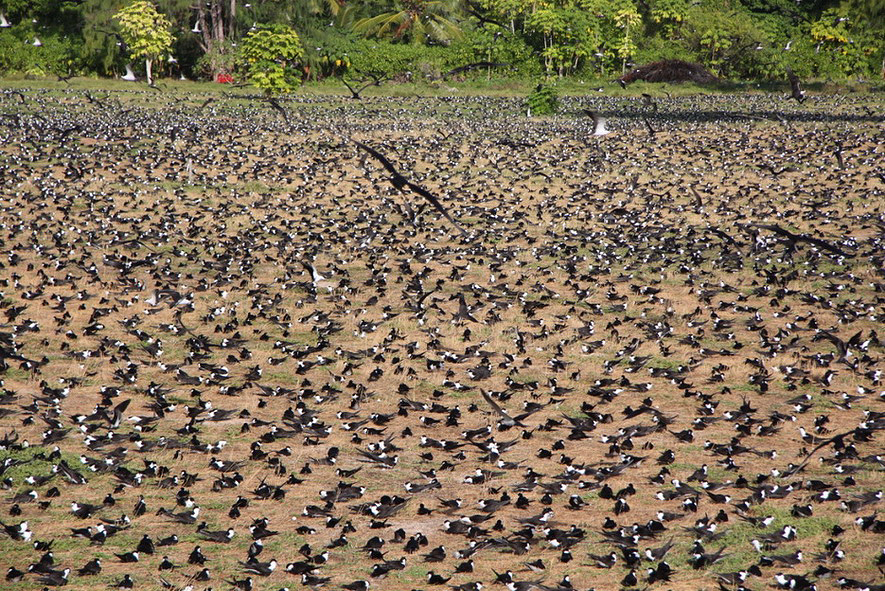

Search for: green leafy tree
xmin=80 ymin=0 xmax=125 ymax=76
xmin=113 ymin=0 xmax=174 ymax=84
xmin=808 ymin=4 xmax=881 ymax=76
xmin=525 ymin=6 xmax=566 ymax=75
xmin=239 ymin=23 xmax=304 ymax=96
xmin=680 ymin=1 xmax=768 ymax=77
xmin=613 ymin=5 xmax=640 ymax=73
xmin=353 ymin=0 xmax=465 ymax=45
xmin=649 ymin=0 xmax=688 ymax=37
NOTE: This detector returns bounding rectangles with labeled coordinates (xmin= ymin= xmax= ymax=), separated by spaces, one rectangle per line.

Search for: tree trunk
xmin=213 ymin=1 xmax=224 ymax=45
xmin=195 ymin=0 xmax=237 ymax=79
xmin=197 ymin=3 xmax=211 ymax=54
xmin=229 ymin=0 xmax=236 ymax=42
xmin=145 ymin=57 xmax=153 ymax=85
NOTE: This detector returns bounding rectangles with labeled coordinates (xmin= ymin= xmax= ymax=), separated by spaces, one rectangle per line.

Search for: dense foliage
xmin=0 ymin=0 xmax=881 ymax=86
xmin=113 ymin=0 xmax=174 ymax=84
xmin=239 ymin=23 xmax=304 ymax=95
xmin=525 ymin=82 xmax=559 ymax=114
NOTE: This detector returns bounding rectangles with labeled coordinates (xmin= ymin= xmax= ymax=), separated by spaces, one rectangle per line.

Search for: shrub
xmin=525 ymin=83 xmax=559 ymax=116
xmin=334 ymin=37 xmax=452 ymax=80
xmin=0 ymin=28 xmax=80 ymax=76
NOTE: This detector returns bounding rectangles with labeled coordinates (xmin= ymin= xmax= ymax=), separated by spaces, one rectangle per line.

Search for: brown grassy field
xmin=0 ymin=84 xmax=883 ymax=591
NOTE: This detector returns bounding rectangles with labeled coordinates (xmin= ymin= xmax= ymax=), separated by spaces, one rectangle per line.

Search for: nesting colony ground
xmin=0 ymin=86 xmax=883 ymax=591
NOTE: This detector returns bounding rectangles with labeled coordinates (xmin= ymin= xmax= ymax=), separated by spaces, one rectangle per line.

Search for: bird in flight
xmin=341 ymin=74 xmax=389 ymax=100
xmin=584 ymin=110 xmax=610 ymax=136
xmin=353 ymin=140 xmax=470 ymax=238
xmin=785 ymin=67 xmax=805 ymax=103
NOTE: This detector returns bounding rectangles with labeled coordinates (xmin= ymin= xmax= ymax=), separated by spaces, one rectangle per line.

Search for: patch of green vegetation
xmin=646 ymin=357 xmax=682 ymax=370
xmin=0 ymin=367 xmax=30 ymax=380
xmin=396 ymin=564 xmax=428 ymax=583
xmin=0 ymin=445 xmax=81 ymax=485
xmin=263 ymin=371 xmax=300 ymax=385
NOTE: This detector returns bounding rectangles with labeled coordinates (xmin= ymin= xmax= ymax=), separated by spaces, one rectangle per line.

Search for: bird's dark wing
xmin=814 ymin=330 xmax=847 ymax=355
xmin=355 ymin=141 xmax=469 ymax=237
xmin=795 ymin=233 xmax=850 ymax=256
xmin=479 ymin=389 xmax=505 ymax=416
xmin=96 ymin=28 xmax=128 ymax=53
xmin=757 ymin=223 xmax=849 ymax=256
xmin=84 ymin=92 xmax=106 ymax=108
xmin=354 ymin=141 xmax=403 ymax=179
xmin=267 ymin=97 xmax=288 ymax=122
xmin=706 ymin=227 xmax=741 ymax=249
xmin=464 ymin=0 xmax=508 ymax=28
xmin=365 ymin=73 xmax=391 ymax=87
xmin=784 ymin=428 xmax=859 ymax=476
xmin=753 ymin=223 xmax=797 ymax=241
xmin=405 ymin=180 xmax=469 ymax=238
xmin=786 ymin=67 xmax=804 ymax=100
xmin=847 ymin=330 xmax=864 ymax=348
xmin=341 ymin=78 xmax=361 ymax=99
xmin=583 ymin=109 xmax=604 ymax=133
xmin=834 ymin=146 xmax=845 ymax=169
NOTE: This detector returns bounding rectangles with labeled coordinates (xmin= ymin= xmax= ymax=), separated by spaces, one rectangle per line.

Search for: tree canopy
xmin=0 ymin=0 xmax=881 ymax=85
xmin=239 ymin=23 xmax=304 ymax=96
xmin=113 ymin=0 xmax=174 ymax=84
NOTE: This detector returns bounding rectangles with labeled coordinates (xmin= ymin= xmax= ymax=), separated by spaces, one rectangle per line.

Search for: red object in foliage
xmin=216 ymin=73 xmax=233 ymax=84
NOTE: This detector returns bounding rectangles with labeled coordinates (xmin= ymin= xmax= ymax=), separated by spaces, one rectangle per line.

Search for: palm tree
xmin=352 ymin=0 xmax=464 ymax=44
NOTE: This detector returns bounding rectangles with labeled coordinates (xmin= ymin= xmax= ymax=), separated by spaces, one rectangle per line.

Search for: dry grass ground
xmin=0 ymin=85 xmax=882 ymax=591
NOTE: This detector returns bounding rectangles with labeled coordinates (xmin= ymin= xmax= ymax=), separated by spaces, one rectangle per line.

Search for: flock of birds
xmin=0 ymin=84 xmax=883 ymax=591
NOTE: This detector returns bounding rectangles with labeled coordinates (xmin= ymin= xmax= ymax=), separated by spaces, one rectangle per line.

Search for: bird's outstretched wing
xmin=480 ymin=389 xmax=524 ymax=427
xmin=583 ymin=109 xmax=608 ymax=136
xmin=343 ymin=74 xmax=389 ymax=99
xmin=753 ymin=223 xmax=849 ymax=257
xmin=583 ymin=109 xmax=600 ymax=125
xmin=341 ymin=78 xmax=362 ymax=99
xmin=354 ymin=140 xmax=469 ymax=238
xmin=404 ymin=180 xmax=469 ymax=238
xmin=479 ymin=388 xmax=505 ymax=416
xmin=785 ymin=67 xmax=805 ymax=102
xmin=354 ymin=140 xmax=403 ymax=180
xmin=267 ymin=97 xmax=288 ymax=122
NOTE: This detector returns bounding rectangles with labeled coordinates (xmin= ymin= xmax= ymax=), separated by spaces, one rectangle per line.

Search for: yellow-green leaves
xmin=113 ymin=2 xmax=173 ymax=65
xmin=240 ymin=24 xmax=304 ymax=96
xmin=113 ymin=1 xmax=173 ymax=84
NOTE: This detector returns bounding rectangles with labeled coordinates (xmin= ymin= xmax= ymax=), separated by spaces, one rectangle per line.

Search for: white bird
xmin=122 ymin=63 xmax=137 ymax=81
xmin=302 ymin=260 xmax=335 ymax=292
xmin=584 ymin=109 xmax=610 ymax=136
